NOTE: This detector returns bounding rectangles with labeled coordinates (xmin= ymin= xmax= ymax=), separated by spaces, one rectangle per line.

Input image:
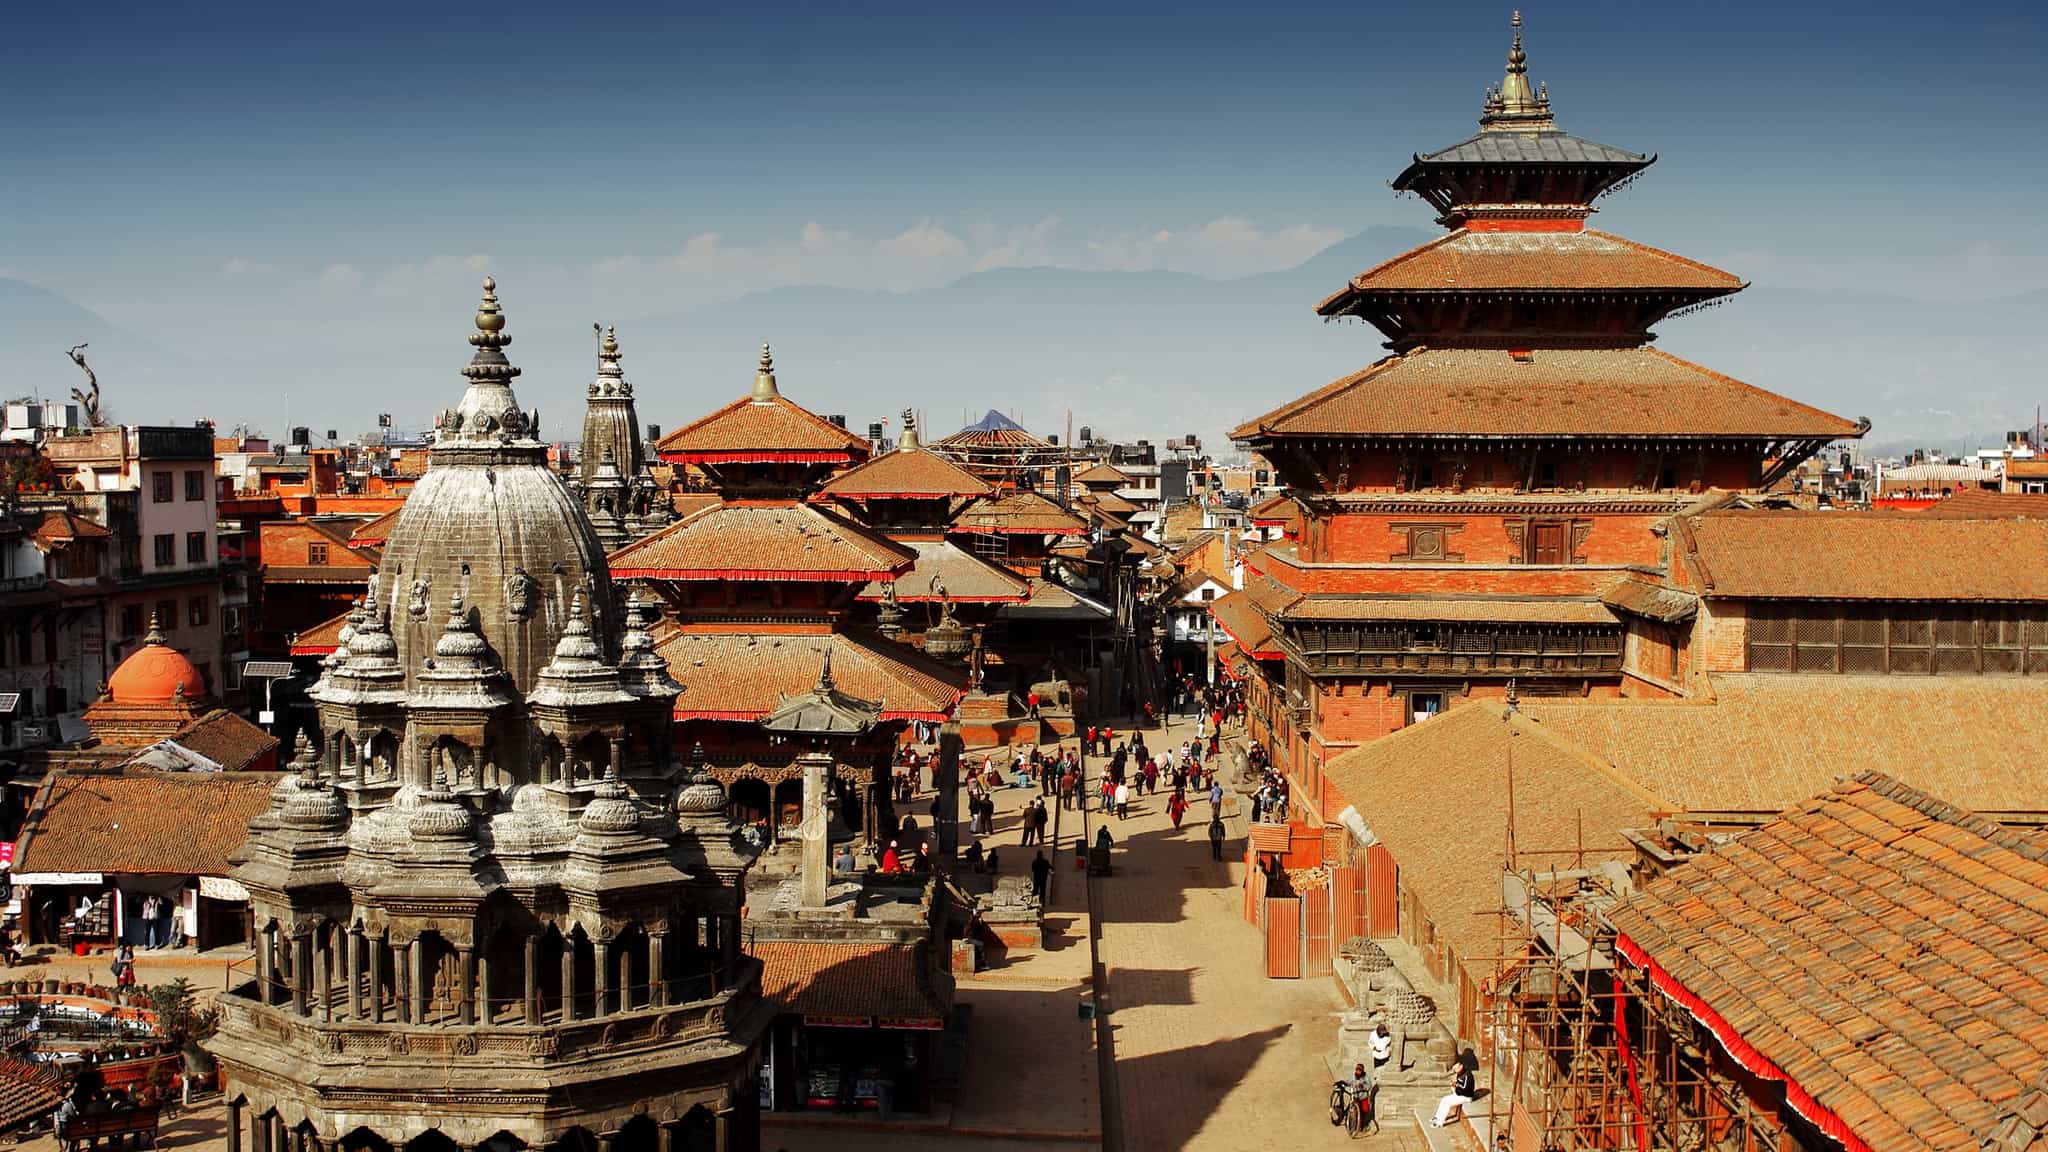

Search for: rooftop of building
xmin=1609 ymin=773 xmax=2048 ymax=1152
xmin=855 ymin=538 xmax=1030 ymax=604
xmin=1229 ymin=346 xmax=1863 ymax=444
xmin=810 ymin=441 xmax=991 ymax=501
xmin=948 ymin=491 xmax=1090 ymax=536
xmin=609 ymin=501 xmax=915 ymax=582
xmin=752 ymin=939 xmax=949 ymax=1025
xmin=1318 ymin=228 xmax=1742 ymax=316
xmin=654 ymin=345 xmax=871 ymax=464
xmin=1324 ymin=700 xmax=1662 ymax=981
xmin=1519 ymin=674 xmax=2048 ymax=813
xmin=15 ymin=770 xmax=280 ymax=877
xmin=1677 ymin=509 xmax=2048 ymax=600
xmin=655 ymin=629 xmax=966 ymax=723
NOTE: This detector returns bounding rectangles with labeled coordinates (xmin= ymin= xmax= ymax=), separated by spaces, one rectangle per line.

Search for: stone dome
xmin=674 ymin=769 xmax=727 ymax=817
xmin=378 ymin=278 xmax=617 ymax=697
xmin=579 ymin=781 xmax=644 ymax=834
xmin=108 ymin=619 xmax=205 ymax=704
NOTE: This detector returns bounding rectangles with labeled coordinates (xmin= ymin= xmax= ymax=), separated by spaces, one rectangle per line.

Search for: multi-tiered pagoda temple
xmin=620 ymin=350 xmax=967 ymax=840
xmin=1223 ymin=14 xmax=1864 ymax=821
xmin=210 ymin=280 xmax=770 ymax=1152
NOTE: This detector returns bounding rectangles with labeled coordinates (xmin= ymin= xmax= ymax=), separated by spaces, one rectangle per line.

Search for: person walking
xmin=1114 ymin=781 xmax=1131 ymax=820
xmin=1207 ymin=815 xmax=1226 ymax=860
xmin=1167 ymin=790 xmax=1188 ymax=830
xmin=1030 ymin=849 xmax=1051 ymax=899
xmin=1209 ymin=779 xmax=1224 ymax=811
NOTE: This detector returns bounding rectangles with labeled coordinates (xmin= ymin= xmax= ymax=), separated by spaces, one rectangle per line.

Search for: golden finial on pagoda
xmin=1480 ymin=10 xmax=1554 ymax=131
xmin=752 ymin=342 xmax=780 ymax=401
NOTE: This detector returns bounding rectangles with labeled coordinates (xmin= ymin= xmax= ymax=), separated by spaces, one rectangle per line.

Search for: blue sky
xmin=2 ymin=1 xmax=2042 ymax=444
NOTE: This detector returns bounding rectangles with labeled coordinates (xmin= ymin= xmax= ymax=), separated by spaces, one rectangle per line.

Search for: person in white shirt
xmin=1114 ymin=782 xmax=1131 ymax=820
xmin=1370 ymin=1022 xmax=1394 ymax=1072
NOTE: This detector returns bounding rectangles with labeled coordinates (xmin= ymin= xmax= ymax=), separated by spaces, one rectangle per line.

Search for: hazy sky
xmin=3 ymin=1 xmax=2041 ymax=440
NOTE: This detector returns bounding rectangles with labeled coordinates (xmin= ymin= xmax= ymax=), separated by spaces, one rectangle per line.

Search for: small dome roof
xmin=108 ymin=620 xmax=204 ymax=705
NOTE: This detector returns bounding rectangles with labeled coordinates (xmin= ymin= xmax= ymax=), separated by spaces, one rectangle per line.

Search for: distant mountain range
xmin=1 ymin=230 xmax=2041 ymax=454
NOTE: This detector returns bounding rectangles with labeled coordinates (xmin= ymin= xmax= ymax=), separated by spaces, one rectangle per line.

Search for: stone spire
xmin=750 ymin=343 xmax=780 ymax=402
xmin=441 ymin=277 xmax=541 ymax=448
xmin=1480 ymin=11 xmax=1555 ymax=131
xmin=590 ymin=325 xmax=629 ymax=399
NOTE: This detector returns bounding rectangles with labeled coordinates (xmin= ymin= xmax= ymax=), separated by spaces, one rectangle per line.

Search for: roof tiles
xmin=1231 ymin=347 xmax=1862 ymax=442
xmin=610 ymin=503 xmax=914 ymax=581
xmin=856 ymin=539 xmax=1030 ymax=603
xmin=1610 ymin=773 xmax=2048 ymax=1152
xmin=655 ymin=629 xmax=967 ymax=721
xmin=1323 ymin=228 xmax=1740 ymax=304
xmin=16 ymin=772 xmax=279 ymax=877
xmin=1682 ymin=510 xmax=2048 ymax=600
xmin=949 ymin=492 xmax=1089 ymax=536
xmin=813 ymin=447 xmax=991 ymax=500
xmin=656 ymin=395 xmax=871 ymax=462
xmin=753 ymin=939 xmax=948 ymax=1022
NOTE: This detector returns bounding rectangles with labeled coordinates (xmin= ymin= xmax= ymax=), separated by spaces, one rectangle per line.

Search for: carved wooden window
xmin=1750 ymin=602 xmax=2045 ymax=676
xmin=307 ymin=542 xmax=329 ymax=566
xmin=1508 ymin=518 xmax=1588 ymax=564
xmin=1390 ymin=522 xmax=1464 ymax=562
xmin=1531 ymin=522 xmax=1567 ymax=565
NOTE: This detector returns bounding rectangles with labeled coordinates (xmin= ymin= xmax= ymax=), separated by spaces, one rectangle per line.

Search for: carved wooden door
xmin=1531 ymin=521 xmax=1566 ymax=564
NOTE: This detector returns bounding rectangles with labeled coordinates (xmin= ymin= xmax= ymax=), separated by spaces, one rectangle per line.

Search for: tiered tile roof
xmin=348 ymin=509 xmax=401 ymax=547
xmin=856 ymin=539 xmax=1029 ymax=603
xmin=291 ymin=608 xmax=353 ymax=655
xmin=655 ymin=630 xmax=966 ymax=722
xmin=1318 ymin=228 xmax=1741 ymax=310
xmin=1231 ymin=347 xmax=1864 ymax=442
xmin=1072 ymin=462 xmax=1132 ymax=485
xmin=1679 ymin=510 xmax=2048 ymax=600
xmin=1921 ymin=488 xmax=2048 ymax=518
xmin=610 ymin=503 xmax=914 ymax=582
xmin=16 ymin=772 xmax=279 ymax=877
xmin=812 ymin=447 xmax=991 ymax=500
xmin=29 ymin=509 xmax=111 ymax=547
xmin=1609 ymin=773 xmax=2048 ymax=1152
xmin=656 ymin=394 xmax=870 ymax=463
xmin=948 ymin=491 xmax=1089 ymax=536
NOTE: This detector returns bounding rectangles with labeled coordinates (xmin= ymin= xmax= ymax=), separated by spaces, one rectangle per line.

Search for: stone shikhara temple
xmin=209 ymin=279 xmax=771 ymax=1152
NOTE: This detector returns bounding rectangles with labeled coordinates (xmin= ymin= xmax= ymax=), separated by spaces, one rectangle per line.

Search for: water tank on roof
xmin=827 ymin=414 xmax=847 ymax=429
xmin=1079 ymin=426 xmax=1093 ymax=443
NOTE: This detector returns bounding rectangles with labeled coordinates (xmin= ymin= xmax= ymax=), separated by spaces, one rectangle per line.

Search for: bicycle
xmin=1328 ymin=1081 xmax=1378 ymax=1137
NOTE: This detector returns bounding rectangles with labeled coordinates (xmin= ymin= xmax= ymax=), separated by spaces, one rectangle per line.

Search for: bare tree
xmin=66 ymin=343 xmax=105 ymax=427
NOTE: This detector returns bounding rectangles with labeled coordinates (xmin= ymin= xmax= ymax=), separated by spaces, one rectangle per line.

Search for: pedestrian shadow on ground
xmin=1086 ymin=820 xmax=1243 ymax=926
xmin=1040 ymin=912 xmax=1083 ymax=953
xmin=1098 ymin=967 xmax=1196 ymax=1008
xmin=1103 ymin=1023 xmax=1292 ymax=1149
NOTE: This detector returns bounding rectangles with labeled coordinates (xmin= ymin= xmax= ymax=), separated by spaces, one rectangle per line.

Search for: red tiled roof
xmin=656 ymin=395 xmax=871 ymax=464
xmin=262 ymin=565 xmax=377 ymax=585
xmin=1230 ymin=347 xmax=1863 ymax=442
xmin=291 ymin=609 xmax=353 ymax=655
xmin=1920 ymin=488 xmax=2048 ymax=518
xmin=172 ymin=710 xmax=281 ymax=773
xmin=1248 ymin=493 xmax=1296 ymax=524
xmin=0 ymin=1057 xmax=63 ymax=1131
xmin=1521 ymin=674 xmax=2048 ymax=813
xmin=753 ymin=940 xmax=949 ymax=1023
xmin=948 ymin=492 xmax=1089 ymax=536
xmin=1318 ymin=228 xmax=1741 ymax=310
xmin=656 ymin=629 xmax=967 ymax=722
xmin=1073 ymin=462 xmax=1133 ymax=485
xmin=1208 ymin=590 xmax=1282 ymax=660
xmin=1080 ymin=490 xmax=1140 ymax=516
xmin=30 ymin=509 xmax=111 ymax=547
xmin=16 ymin=772 xmax=279 ymax=877
xmin=670 ymin=492 xmax=722 ymax=519
xmin=610 ymin=503 xmax=915 ymax=582
xmin=1610 ymin=773 xmax=2048 ymax=1152
xmin=348 ymin=509 xmax=401 ymax=547
xmin=813 ymin=447 xmax=992 ymax=500
xmin=1324 ymin=701 xmax=1659 ymax=981
xmin=1681 ymin=509 xmax=2048 ymax=600
xmin=857 ymin=539 xmax=1030 ymax=603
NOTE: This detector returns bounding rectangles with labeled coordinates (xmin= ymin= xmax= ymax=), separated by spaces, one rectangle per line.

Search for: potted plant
xmin=146 ymin=979 xmax=222 ymax=1086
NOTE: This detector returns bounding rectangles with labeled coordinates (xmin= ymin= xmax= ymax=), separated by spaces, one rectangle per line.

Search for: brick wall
xmin=1323 ymin=509 xmax=1670 ymax=568
xmin=1696 ymin=597 xmax=1749 ymax=674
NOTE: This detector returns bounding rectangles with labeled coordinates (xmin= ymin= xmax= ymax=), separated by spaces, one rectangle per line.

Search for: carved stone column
xmin=226 ymin=1098 xmax=244 ymax=1152
xmin=410 ymin=940 xmax=429 ymax=1023
xmin=523 ymin=933 xmax=541 ymax=1022
xmin=291 ymin=933 xmax=313 ymax=1017
xmin=458 ymin=945 xmax=477 ymax=1025
xmin=347 ymin=926 xmax=365 ymax=1020
xmin=561 ymin=942 xmax=579 ymax=1022
xmin=649 ymin=929 xmax=668 ymax=1007
xmin=594 ymin=938 xmax=613 ymax=1016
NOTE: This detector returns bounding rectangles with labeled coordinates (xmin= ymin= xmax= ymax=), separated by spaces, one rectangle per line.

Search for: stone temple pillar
xmin=799 ymin=750 xmax=832 ymax=909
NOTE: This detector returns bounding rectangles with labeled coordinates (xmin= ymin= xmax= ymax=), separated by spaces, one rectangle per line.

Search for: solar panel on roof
xmin=242 ymin=660 xmax=296 ymax=679
xmin=0 ymin=694 xmax=18 ymax=714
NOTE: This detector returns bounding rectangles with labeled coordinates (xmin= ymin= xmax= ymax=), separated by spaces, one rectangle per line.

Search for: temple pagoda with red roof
xmin=1223 ymin=14 xmax=1866 ymax=822
xmin=621 ymin=347 xmax=969 ymax=835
